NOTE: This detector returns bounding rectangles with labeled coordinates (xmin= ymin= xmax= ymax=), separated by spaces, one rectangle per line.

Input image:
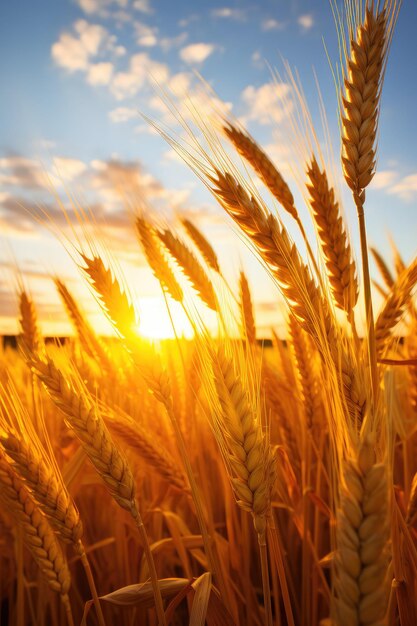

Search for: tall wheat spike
xmin=306 ymin=156 xmax=358 ymax=317
xmin=341 ymin=4 xmax=388 ymax=207
xmin=210 ymin=168 xmax=366 ymax=422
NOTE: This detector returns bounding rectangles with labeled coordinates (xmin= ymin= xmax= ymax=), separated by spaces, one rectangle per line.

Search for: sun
xmin=134 ymin=296 xmax=193 ymax=340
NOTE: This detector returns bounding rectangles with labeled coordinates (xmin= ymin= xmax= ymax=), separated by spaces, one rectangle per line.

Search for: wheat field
xmin=1 ymin=1 xmax=417 ymax=625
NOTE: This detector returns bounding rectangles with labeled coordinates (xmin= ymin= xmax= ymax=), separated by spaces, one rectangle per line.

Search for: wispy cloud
xmin=211 ymin=7 xmax=246 ymax=21
xmin=388 ymin=173 xmax=417 ymax=202
xmin=372 ymin=170 xmax=398 ymax=190
xmin=110 ymin=52 xmax=169 ymax=100
xmin=86 ymin=61 xmax=114 ymax=85
xmin=261 ymin=19 xmax=286 ymax=32
xmin=108 ymin=106 xmax=139 ymax=123
xmin=51 ymin=20 xmax=108 ymax=71
xmin=135 ymin=21 xmax=158 ymax=47
xmin=240 ymin=82 xmax=292 ymax=125
xmin=133 ymin=0 xmax=153 ymax=14
xmin=180 ymin=43 xmax=216 ymax=65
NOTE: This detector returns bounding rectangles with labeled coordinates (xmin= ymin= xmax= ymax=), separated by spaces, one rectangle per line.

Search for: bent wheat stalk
xmin=31 ymin=356 xmax=166 ymax=626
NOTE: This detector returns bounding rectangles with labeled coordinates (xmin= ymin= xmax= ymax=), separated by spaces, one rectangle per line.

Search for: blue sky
xmin=1 ymin=0 xmax=416 ymax=336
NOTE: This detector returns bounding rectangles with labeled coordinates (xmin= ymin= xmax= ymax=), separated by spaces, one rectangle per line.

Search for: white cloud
xmin=135 ymin=22 xmax=158 ymax=47
xmin=388 ymin=173 xmax=417 ymax=202
xmin=52 ymin=157 xmax=87 ymax=180
xmin=108 ymin=107 xmax=138 ymax=123
xmin=298 ymin=14 xmax=314 ymax=30
xmin=262 ymin=19 xmax=285 ymax=31
xmin=372 ymin=170 xmax=398 ymax=190
xmin=180 ymin=43 xmax=215 ymax=64
xmin=87 ymin=62 xmax=114 ymax=85
xmin=160 ymin=32 xmax=188 ymax=52
xmin=240 ymin=82 xmax=292 ymax=125
xmin=110 ymin=53 xmax=169 ymax=100
xmin=76 ymin=0 xmax=129 ymax=16
xmin=133 ymin=0 xmax=153 ymax=14
xmin=211 ymin=7 xmax=245 ymax=20
xmin=51 ymin=20 xmax=109 ymax=72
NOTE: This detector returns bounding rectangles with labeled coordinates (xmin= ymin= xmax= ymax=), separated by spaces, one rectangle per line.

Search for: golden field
xmin=1 ymin=1 xmax=417 ymax=625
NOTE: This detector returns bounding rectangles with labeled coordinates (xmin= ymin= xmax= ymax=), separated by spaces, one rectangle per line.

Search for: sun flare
xmin=135 ymin=296 xmax=193 ymax=340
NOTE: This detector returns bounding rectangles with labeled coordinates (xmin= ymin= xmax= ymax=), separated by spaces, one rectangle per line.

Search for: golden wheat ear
xmin=18 ymin=290 xmax=44 ymax=355
xmin=157 ymin=228 xmax=218 ymax=311
xmin=334 ymin=438 xmax=390 ymax=626
xmin=181 ymin=217 xmax=221 ymax=274
xmin=136 ymin=216 xmax=184 ymax=302
xmin=306 ymin=156 xmax=358 ymax=317
xmin=222 ymin=122 xmax=298 ymax=220
xmin=239 ymin=271 xmax=256 ymax=346
xmin=0 ymin=452 xmax=72 ymax=600
xmin=341 ymin=5 xmax=389 ymax=207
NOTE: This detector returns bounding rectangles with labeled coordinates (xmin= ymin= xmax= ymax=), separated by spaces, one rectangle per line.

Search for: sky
xmin=1 ymin=0 xmax=417 ymax=337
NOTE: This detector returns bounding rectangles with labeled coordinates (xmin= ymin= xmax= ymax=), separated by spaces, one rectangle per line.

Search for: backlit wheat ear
xmin=341 ymin=5 xmax=388 ymax=207
xmin=19 ymin=291 xmax=43 ymax=354
xmin=31 ymin=356 xmax=137 ymax=515
xmin=0 ymin=452 xmax=71 ymax=600
xmin=239 ymin=271 xmax=256 ymax=345
xmin=375 ymin=259 xmax=417 ymax=357
xmin=288 ymin=315 xmax=322 ymax=433
xmin=211 ymin=347 xmax=274 ymax=535
xmin=210 ymin=168 xmax=366 ymax=423
xmin=370 ymin=248 xmax=394 ymax=289
xmin=306 ymin=156 xmax=358 ymax=316
xmin=107 ymin=416 xmax=189 ymax=492
xmin=0 ymin=431 xmax=83 ymax=546
xmin=181 ymin=218 xmax=221 ymax=274
xmin=55 ymin=278 xmax=112 ymax=369
xmin=223 ymin=122 xmax=298 ymax=220
xmin=334 ymin=438 xmax=390 ymax=626
xmin=81 ymin=254 xmax=137 ymax=340
xmin=136 ymin=217 xmax=184 ymax=302
xmin=157 ymin=228 xmax=218 ymax=311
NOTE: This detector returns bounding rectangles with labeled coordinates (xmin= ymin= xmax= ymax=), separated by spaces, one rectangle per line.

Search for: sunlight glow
xmin=135 ymin=296 xmax=193 ymax=340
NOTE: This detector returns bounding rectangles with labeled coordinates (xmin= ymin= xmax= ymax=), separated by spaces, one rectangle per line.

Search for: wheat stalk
xmin=31 ymin=354 xmax=166 ymax=625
